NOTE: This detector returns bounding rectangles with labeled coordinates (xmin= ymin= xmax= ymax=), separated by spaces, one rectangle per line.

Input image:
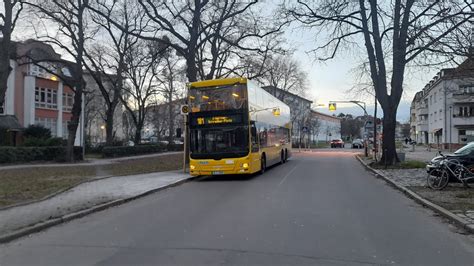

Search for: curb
xmin=0 ymin=174 xmax=196 ymax=244
xmin=355 ymin=155 xmax=474 ymax=234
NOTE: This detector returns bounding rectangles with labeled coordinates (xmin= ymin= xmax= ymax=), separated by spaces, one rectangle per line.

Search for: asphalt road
xmin=1 ymin=150 xmax=474 ymax=265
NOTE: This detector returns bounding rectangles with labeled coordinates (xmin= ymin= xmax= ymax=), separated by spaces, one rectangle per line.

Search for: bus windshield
xmin=190 ymin=126 xmax=249 ymax=159
xmin=188 ymin=84 xmax=247 ymax=112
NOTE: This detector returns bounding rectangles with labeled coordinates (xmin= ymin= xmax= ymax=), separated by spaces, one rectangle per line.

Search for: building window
xmin=62 ymin=93 xmax=74 ymax=112
xmin=460 ymin=85 xmax=474 ymax=94
xmin=35 ymin=117 xmax=57 ymax=136
xmin=434 ymin=92 xmax=437 ymax=103
xmin=0 ymin=103 xmax=4 ymax=114
xmin=35 ymin=87 xmax=58 ymax=109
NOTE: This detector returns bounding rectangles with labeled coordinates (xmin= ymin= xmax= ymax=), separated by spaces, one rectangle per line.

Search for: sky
xmin=7 ymin=1 xmax=453 ymax=122
xmin=284 ymin=25 xmax=442 ymax=122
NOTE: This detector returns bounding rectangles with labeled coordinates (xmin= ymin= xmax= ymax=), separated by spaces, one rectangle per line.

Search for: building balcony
xmin=452 ymin=93 xmax=474 ymax=103
xmin=416 ymin=123 xmax=428 ymax=132
xmin=452 ymin=116 xmax=474 ymax=127
xmin=416 ymin=107 xmax=428 ymax=115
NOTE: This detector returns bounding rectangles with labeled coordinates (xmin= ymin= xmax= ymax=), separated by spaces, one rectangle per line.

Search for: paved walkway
xmin=0 ymin=170 xmax=189 ymax=236
xmin=363 ymin=159 xmax=474 ymax=226
xmin=0 ymin=151 xmax=183 ymax=170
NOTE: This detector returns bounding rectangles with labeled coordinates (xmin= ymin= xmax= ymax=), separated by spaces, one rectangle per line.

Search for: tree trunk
xmin=186 ymin=56 xmax=198 ymax=82
xmin=66 ymin=88 xmax=83 ymax=162
xmin=380 ymin=104 xmax=399 ymax=165
xmin=134 ymin=128 xmax=141 ymax=145
xmin=105 ymin=105 xmax=115 ymax=146
xmin=0 ymin=1 xmax=13 ymax=108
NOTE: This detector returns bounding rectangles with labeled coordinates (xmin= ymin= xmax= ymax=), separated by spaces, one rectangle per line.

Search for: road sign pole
xmin=183 ymin=117 xmax=187 ymax=173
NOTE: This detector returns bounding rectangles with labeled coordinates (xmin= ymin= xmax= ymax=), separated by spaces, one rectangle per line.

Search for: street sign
xmin=302 ymin=126 xmax=308 ymax=132
xmin=180 ymin=105 xmax=189 ymax=115
xmin=328 ymin=102 xmax=337 ymax=111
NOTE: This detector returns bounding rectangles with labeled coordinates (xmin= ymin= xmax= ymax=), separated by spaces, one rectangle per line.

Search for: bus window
xmin=251 ymin=122 xmax=259 ymax=152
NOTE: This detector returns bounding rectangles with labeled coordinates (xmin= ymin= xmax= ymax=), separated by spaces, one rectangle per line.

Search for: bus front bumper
xmin=189 ymin=157 xmax=254 ymax=176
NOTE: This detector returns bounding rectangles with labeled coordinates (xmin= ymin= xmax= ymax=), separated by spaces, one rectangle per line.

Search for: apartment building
xmin=410 ymin=56 xmax=474 ymax=149
xmin=310 ymin=110 xmax=341 ymax=142
xmin=1 ymin=39 xmax=84 ymax=145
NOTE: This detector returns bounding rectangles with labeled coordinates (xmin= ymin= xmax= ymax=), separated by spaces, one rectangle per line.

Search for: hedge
xmin=102 ymin=143 xmax=184 ymax=158
xmin=0 ymin=146 xmax=83 ymax=164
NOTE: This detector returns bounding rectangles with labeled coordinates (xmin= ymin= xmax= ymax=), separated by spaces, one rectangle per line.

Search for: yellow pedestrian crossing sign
xmin=329 ymin=102 xmax=337 ymax=111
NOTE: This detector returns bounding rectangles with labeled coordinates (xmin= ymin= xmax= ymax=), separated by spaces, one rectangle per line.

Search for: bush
xmin=23 ymin=124 xmax=52 ymax=139
xmin=0 ymin=146 xmax=83 ymax=164
xmin=0 ymin=127 xmax=13 ymax=146
xmin=101 ymin=143 xmax=181 ymax=158
xmin=23 ymin=137 xmax=63 ymax=147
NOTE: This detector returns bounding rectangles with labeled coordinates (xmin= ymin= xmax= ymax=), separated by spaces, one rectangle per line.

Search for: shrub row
xmin=0 ymin=146 xmax=83 ymax=164
xmin=102 ymin=143 xmax=184 ymax=158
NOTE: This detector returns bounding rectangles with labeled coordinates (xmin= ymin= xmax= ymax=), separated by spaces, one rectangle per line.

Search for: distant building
xmin=142 ymin=99 xmax=185 ymax=142
xmin=310 ymin=110 xmax=341 ymax=142
xmin=262 ymin=86 xmax=312 ymax=144
xmin=1 ymin=39 xmax=84 ymax=145
xmin=410 ymin=55 xmax=474 ymax=149
xmin=83 ymin=72 xmax=126 ymax=144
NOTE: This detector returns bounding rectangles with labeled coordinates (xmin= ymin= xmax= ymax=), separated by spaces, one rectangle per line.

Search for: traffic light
xmin=329 ymin=102 xmax=337 ymax=111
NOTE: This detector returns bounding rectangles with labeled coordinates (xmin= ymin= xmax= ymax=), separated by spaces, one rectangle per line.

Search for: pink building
xmin=1 ymin=39 xmax=84 ymax=145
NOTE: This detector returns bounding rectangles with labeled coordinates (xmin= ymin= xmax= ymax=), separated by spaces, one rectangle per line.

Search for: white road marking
xmin=278 ymin=163 xmax=299 ymax=187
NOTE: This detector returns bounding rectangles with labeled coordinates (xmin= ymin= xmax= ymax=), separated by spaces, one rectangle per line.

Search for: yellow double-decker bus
xmin=188 ymin=77 xmax=291 ymax=176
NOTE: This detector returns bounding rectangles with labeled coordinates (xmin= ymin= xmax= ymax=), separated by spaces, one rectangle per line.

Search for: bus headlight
xmin=242 ymin=163 xmax=249 ymax=169
xmin=190 ymin=165 xmax=196 ymax=170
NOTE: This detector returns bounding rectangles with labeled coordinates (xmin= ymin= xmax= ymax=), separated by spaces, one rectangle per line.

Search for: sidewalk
xmin=398 ymin=145 xmax=441 ymax=163
xmin=0 ymin=151 xmax=182 ymax=170
xmin=358 ymin=156 xmax=474 ymax=232
xmin=0 ymin=170 xmax=191 ymax=241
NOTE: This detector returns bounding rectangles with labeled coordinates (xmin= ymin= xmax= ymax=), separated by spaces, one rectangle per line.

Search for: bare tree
xmin=288 ymin=0 xmax=473 ymax=164
xmin=83 ymin=0 xmax=141 ymax=145
xmin=121 ymin=40 xmax=164 ymax=144
xmin=27 ymin=0 xmax=92 ymax=161
xmin=154 ymin=52 xmax=186 ymax=144
xmin=89 ymin=0 xmax=285 ymax=83
xmin=257 ymin=54 xmax=309 ymax=96
xmin=0 ymin=0 xmax=23 ymax=108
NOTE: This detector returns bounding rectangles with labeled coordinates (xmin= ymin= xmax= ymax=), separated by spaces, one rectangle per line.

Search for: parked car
xmin=330 ymin=139 xmax=345 ymax=148
xmin=352 ymin=139 xmax=364 ymax=149
xmin=426 ymin=142 xmax=474 ymax=182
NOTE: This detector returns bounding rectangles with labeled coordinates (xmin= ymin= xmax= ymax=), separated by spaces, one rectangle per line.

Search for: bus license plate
xmin=212 ymin=171 xmax=224 ymax=175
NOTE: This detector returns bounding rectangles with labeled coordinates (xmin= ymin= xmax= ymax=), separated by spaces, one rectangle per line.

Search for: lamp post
xmin=100 ymin=125 xmax=105 ymax=143
xmin=449 ymin=106 xmax=452 ymax=152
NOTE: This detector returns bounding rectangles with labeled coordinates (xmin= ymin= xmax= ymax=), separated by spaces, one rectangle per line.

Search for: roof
xmin=449 ymin=56 xmax=474 ymax=78
xmin=0 ymin=115 xmax=23 ymax=130
xmin=262 ymin=85 xmax=312 ymax=104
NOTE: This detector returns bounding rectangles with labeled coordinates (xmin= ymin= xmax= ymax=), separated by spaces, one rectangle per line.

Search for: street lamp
xmin=449 ymin=106 xmax=452 ymax=152
xmin=100 ymin=125 xmax=105 ymax=143
xmin=328 ymin=100 xmax=369 ymax=156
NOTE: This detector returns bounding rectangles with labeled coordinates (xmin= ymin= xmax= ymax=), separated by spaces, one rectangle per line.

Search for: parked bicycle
xmin=426 ymin=151 xmax=474 ymax=190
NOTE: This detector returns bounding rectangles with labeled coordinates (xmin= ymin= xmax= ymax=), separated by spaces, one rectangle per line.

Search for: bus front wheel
xmin=260 ymin=155 xmax=266 ymax=174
